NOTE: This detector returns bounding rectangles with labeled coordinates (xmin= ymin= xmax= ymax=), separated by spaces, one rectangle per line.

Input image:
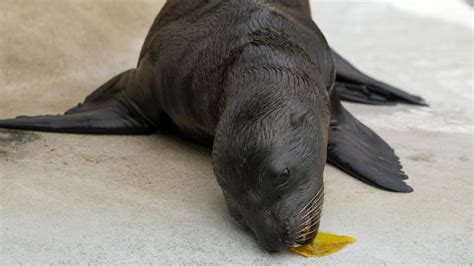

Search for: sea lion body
xmin=129 ymin=1 xmax=334 ymax=143
xmin=0 ymin=0 xmax=426 ymax=252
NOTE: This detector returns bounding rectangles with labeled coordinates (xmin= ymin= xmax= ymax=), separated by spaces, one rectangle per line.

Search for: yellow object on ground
xmin=290 ymin=232 xmax=357 ymax=257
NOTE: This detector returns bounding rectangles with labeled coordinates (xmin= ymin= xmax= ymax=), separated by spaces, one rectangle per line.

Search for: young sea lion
xmin=0 ymin=0 xmax=425 ymax=252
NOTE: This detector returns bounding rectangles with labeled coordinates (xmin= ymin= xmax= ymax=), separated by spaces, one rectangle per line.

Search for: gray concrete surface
xmin=0 ymin=0 xmax=472 ymax=264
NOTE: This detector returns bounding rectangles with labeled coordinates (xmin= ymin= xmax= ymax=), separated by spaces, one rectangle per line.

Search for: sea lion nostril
xmin=263 ymin=237 xmax=286 ymax=252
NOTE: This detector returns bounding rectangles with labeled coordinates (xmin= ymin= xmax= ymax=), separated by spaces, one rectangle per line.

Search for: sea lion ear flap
xmin=327 ymin=93 xmax=414 ymax=192
xmin=290 ymin=108 xmax=311 ymax=127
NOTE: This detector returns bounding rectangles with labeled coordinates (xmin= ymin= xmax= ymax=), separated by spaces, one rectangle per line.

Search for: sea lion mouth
xmin=287 ymin=187 xmax=324 ymax=247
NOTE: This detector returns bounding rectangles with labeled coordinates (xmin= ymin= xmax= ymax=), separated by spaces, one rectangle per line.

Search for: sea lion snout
xmin=215 ymin=165 xmax=326 ymax=252
xmin=236 ymin=185 xmax=324 ymax=252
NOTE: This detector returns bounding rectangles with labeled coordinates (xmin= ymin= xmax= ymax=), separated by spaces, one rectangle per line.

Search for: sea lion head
xmin=213 ymin=87 xmax=330 ymax=252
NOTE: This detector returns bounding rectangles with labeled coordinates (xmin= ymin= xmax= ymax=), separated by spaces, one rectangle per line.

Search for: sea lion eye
xmin=274 ymin=168 xmax=291 ymax=190
xmin=281 ymin=168 xmax=290 ymax=178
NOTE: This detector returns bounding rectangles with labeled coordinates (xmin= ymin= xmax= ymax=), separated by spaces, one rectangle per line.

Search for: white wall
xmin=311 ymin=0 xmax=473 ymax=29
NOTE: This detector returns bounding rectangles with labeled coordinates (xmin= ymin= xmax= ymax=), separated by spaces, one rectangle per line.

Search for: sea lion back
xmin=138 ymin=0 xmax=334 ymax=138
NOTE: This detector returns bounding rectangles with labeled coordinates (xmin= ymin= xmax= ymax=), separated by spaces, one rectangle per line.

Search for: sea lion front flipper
xmin=327 ymin=93 xmax=413 ymax=192
xmin=0 ymin=70 xmax=156 ymax=135
xmin=332 ymin=49 xmax=427 ymax=106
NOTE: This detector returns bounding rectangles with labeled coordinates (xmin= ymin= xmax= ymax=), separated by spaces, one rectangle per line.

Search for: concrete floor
xmin=0 ymin=0 xmax=472 ymax=264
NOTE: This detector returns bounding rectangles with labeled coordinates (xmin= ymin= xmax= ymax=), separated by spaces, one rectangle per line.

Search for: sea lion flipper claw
xmin=331 ymin=49 xmax=427 ymax=106
xmin=327 ymin=93 xmax=413 ymax=193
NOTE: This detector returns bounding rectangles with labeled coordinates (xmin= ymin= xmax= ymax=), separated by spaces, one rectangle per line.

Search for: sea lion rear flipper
xmin=327 ymin=93 xmax=413 ymax=192
xmin=332 ymin=49 xmax=427 ymax=106
xmin=0 ymin=70 xmax=156 ymax=134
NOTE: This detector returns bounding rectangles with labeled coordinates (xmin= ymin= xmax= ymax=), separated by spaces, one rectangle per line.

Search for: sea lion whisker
xmin=290 ymin=214 xmax=319 ymax=238
xmin=295 ymin=226 xmax=320 ymax=242
xmin=301 ymin=189 xmax=319 ymax=208
xmin=294 ymin=215 xmax=322 ymax=235
xmin=290 ymin=196 xmax=324 ymax=237
xmin=294 ymin=215 xmax=321 ymax=237
xmin=297 ymin=222 xmax=320 ymax=237
xmin=297 ymin=196 xmax=324 ymax=227
xmin=301 ymin=195 xmax=324 ymax=220
xmin=298 ymin=187 xmax=323 ymax=215
xmin=291 ymin=214 xmax=320 ymax=237
xmin=301 ymin=211 xmax=322 ymax=228
xmin=292 ymin=223 xmax=321 ymax=243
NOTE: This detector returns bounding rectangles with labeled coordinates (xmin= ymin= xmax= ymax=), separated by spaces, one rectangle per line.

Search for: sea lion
xmin=0 ymin=0 xmax=425 ymax=252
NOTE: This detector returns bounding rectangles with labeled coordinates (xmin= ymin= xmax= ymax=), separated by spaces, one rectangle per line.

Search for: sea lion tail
xmin=332 ymin=49 xmax=428 ymax=106
xmin=0 ymin=70 xmax=156 ymax=135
